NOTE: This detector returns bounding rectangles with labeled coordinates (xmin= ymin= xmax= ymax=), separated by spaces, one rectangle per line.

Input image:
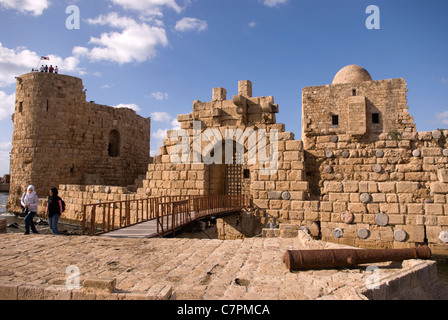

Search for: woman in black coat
xmin=46 ymin=188 xmax=63 ymax=235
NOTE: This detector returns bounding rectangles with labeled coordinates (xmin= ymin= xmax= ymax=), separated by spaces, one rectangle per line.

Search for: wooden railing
xmin=81 ymin=194 xmax=252 ymax=237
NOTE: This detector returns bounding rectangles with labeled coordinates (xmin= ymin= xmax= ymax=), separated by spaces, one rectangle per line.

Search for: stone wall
xmin=8 ymin=72 xmax=151 ymax=212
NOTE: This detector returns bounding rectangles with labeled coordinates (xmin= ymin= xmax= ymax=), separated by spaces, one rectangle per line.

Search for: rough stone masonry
xmin=8 ymin=65 xmax=448 ymax=256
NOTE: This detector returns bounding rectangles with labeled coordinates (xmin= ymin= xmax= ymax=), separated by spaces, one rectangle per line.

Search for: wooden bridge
xmin=81 ymin=194 xmax=252 ymax=239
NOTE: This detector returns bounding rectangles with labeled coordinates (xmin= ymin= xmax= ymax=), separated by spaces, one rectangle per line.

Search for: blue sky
xmin=0 ymin=0 xmax=447 ymax=176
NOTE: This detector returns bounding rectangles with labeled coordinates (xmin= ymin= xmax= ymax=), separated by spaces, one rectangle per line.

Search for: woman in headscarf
xmin=21 ymin=185 xmax=39 ymax=235
xmin=46 ymin=187 xmax=62 ymax=235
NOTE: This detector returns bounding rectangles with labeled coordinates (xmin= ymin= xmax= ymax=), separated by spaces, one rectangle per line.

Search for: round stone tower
xmin=7 ymin=72 xmax=86 ymax=211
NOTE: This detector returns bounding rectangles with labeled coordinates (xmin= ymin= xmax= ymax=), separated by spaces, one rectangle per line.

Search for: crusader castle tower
xmin=7 ymin=72 xmax=151 ymax=212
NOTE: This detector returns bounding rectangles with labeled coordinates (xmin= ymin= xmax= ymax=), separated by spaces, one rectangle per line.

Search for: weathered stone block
xmin=437 ymin=169 xmax=448 ymax=183
xmin=378 ymin=182 xmax=396 ymax=193
xmin=18 ymin=285 xmax=45 ymax=300
xmin=324 ymin=181 xmax=343 ymax=193
xmin=425 ymin=204 xmax=444 ymax=216
xmin=396 ymin=182 xmax=419 ymax=193
xmin=44 ymin=286 xmax=72 ymax=300
xmin=83 ymin=278 xmax=116 ymax=293
xmin=0 ymin=282 xmax=18 ymax=300
xmin=407 ymin=204 xmax=424 ymax=215
xmin=431 ymin=182 xmax=448 ymax=194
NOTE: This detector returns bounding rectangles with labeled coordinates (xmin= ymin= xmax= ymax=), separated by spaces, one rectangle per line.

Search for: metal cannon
xmin=283 ymin=246 xmax=432 ymax=271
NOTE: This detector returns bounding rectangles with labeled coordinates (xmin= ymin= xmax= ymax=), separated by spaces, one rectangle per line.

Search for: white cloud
xmin=262 ymin=0 xmax=288 ymax=8
xmin=151 ymin=111 xmax=171 ymax=122
xmin=76 ymin=12 xmax=168 ymax=64
xmin=110 ymin=0 xmax=184 ymax=16
xmin=174 ymin=17 xmax=208 ymax=33
xmin=0 ymin=43 xmax=42 ymax=87
xmin=151 ymin=91 xmax=169 ymax=100
xmin=435 ymin=111 xmax=448 ymax=126
xmin=0 ymin=91 xmax=15 ymax=121
xmin=113 ymin=103 xmax=141 ymax=112
xmin=248 ymin=21 xmax=258 ymax=28
xmin=0 ymin=0 xmax=49 ymax=16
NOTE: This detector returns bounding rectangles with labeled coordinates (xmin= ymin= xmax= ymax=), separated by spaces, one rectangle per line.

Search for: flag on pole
xmin=41 ymin=56 xmax=50 ymax=60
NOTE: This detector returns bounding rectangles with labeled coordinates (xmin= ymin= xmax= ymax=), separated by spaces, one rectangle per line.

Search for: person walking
xmin=21 ymin=185 xmax=39 ymax=235
xmin=46 ymin=187 xmax=62 ymax=235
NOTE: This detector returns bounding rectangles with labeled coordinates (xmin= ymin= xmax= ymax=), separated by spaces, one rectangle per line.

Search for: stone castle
xmin=7 ymin=65 xmax=448 ymax=255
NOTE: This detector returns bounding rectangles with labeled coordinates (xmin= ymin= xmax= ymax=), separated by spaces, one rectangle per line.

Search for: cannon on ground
xmin=283 ymin=246 xmax=432 ymax=271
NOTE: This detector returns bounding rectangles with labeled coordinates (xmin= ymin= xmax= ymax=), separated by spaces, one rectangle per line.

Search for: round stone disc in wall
xmin=281 ymin=191 xmax=291 ymax=200
xmin=443 ymin=149 xmax=448 ymax=157
xmin=341 ymin=151 xmax=350 ymax=158
xmin=439 ymin=231 xmax=448 ymax=244
xmin=375 ymin=150 xmax=384 ymax=158
xmin=375 ymin=213 xmax=389 ymax=226
xmin=105 ymin=186 xmax=111 ymax=194
xmin=432 ymin=130 xmax=442 ymax=140
xmin=330 ymin=135 xmax=339 ymax=143
xmin=360 ymin=193 xmax=372 ymax=204
xmin=357 ymin=228 xmax=370 ymax=240
xmin=412 ymin=150 xmax=421 ymax=157
xmin=341 ymin=211 xmax=355 ymax=224
xmin=326 ymin=151 xmax=334 ymax=158
xmin=372 ymin=164 xmax=383 ymax=173
xmin=324 ymin=165 xmax=333 ymax=174
xmin=394 ymin=229 xmax=407 ymax=242
xmin=333 ymin=228 xmax=344 ymax=239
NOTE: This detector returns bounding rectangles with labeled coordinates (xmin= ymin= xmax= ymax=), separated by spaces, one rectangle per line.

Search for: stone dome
xmin=332 ymin=65 xmax=372 ymax=85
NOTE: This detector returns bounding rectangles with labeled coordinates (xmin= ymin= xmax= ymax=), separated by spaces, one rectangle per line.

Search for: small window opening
xmin=108 ymin=130 xmax=121 ymax=157
xmin=243 ymin=169 xmax=250 ymax=179
xmin=352 ymin=89 xmax=357 ymax=96
xmin=18 ymin=102 xmax=23 ymax=113
xmin=332 ymin=115 xmax=339 ymax=126
xmin=372 ymin=113 xmax=380 ymax=124
xmin=46 ymin=100 xmax=49 ymax=112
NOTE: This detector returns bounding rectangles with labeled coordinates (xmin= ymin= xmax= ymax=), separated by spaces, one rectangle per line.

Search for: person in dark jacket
xmin=46 ymin=188 xmax=63 ymax=235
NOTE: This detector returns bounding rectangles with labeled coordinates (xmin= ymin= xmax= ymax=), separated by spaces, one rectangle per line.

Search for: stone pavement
xmin=0 ymin=232 xmax=447 ymax=300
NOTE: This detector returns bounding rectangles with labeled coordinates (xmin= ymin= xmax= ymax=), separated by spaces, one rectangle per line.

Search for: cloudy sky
xmin=0 ymin=0 xmax=447 ymax=175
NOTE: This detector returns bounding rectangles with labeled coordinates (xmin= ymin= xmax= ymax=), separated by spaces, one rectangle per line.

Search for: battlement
xmin=178 ymin=80 xmax=280 ymax=130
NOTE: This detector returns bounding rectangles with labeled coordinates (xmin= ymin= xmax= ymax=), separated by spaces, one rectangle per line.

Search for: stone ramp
xmin=0 ymin=233 xmax=447 ymax=300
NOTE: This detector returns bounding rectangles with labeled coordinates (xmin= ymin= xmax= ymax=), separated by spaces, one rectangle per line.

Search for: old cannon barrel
xmin=283 ymin=246 xmax=432 ymax=271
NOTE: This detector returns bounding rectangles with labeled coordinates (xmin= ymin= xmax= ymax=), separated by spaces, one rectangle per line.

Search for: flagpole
xmin=35 ymin=58 xmax=42 ymax=71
